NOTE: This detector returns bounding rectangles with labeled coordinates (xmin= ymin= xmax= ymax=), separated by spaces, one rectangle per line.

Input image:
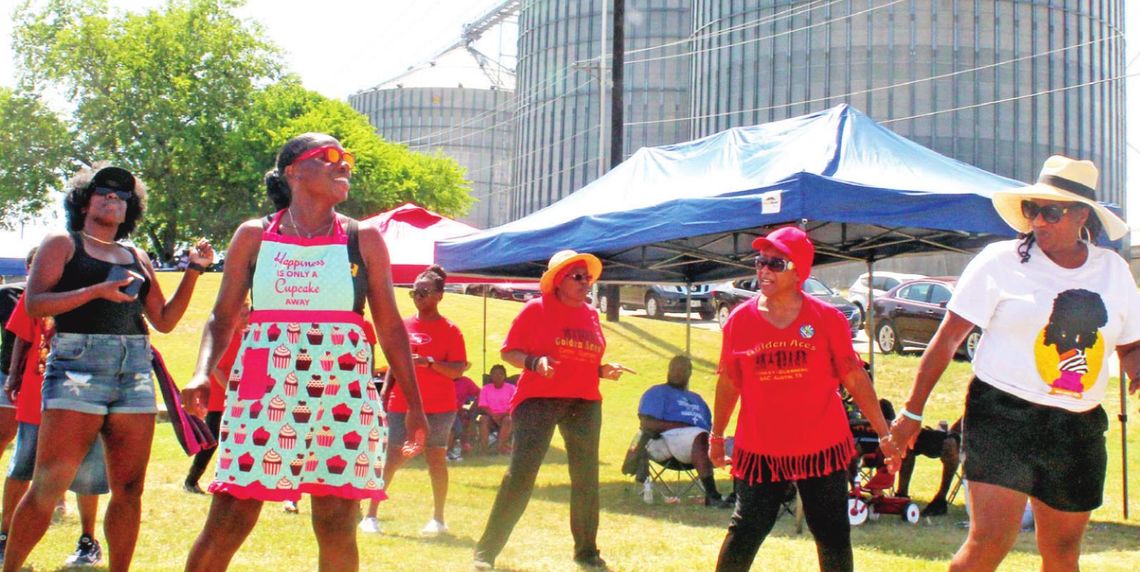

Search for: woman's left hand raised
xmin=599 ymin=363 xmax=636 ymax=380
xmin=188 ymin=238 xmax=215 ymax=267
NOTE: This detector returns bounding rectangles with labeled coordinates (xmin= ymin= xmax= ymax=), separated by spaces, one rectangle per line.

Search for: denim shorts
xmin=0 ymin=372 xmax=13 ymax=408
xmin=41 ymin=333 xmax=156 ymax=415
xmin=388 ymin=411 xmax=457 ymax=450
xmin=7 ymin=422 xmax=110 ymax=495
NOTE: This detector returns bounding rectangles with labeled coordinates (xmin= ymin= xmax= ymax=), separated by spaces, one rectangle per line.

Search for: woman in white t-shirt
xmin=889 ymin=155 xmax=1140 ymax=571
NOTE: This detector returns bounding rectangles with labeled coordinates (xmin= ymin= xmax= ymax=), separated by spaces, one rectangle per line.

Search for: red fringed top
xmin=719 ymin=295 xmax=859 ymax=484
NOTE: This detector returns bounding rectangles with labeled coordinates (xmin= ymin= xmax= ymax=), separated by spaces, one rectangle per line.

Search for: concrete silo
xmin=351 ymin=79 xmax=515 ymax=228
xmin=689 ymin=0 xmax=1126 ymax=207
xmin=511 ymin=0 xmax=694 ymax=218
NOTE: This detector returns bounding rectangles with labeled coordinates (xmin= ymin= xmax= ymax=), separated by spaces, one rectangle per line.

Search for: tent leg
xmin=483 ymin=287 xmax=488 ymax=377
xmin=1120 ymin=361 xmax=1129 ymax=519
xmin=685 ymin=288 xmax=692 ymax=357
xmin=866 ymin=260 xmax=875 ymax=376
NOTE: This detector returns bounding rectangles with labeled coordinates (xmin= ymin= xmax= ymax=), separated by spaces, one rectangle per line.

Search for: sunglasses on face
xmin=754 ymin=255 xmax=795 ymax=273
xmin=564 ymin=272 xmax=593 ymax=283
xmin=409 ymin=288 xmax=438 ymax=299
xmin=292 ymin=145 xmax=356 ymax=170
xmin=1020 ymin=200 xmax=1077 ymax=224
xmin=92 ymin=186 xmax=132 ymax=201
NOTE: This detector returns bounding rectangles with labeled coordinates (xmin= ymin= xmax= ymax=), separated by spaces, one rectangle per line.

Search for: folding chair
xmin=645 ymin=456 xmax=703 ymax=502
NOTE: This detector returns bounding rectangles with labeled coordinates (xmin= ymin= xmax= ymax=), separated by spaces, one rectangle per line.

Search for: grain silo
xmin=349 ymin=3 xmax=519 ymax=229
xmin=689 ymin=0 xmax=1126 ymax=207
xmin=511 ymin=0 xmax=694 ymax=218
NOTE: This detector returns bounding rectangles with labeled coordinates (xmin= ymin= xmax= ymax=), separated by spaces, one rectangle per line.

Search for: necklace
xmin=82 ymin=231 xmax=117 ymax=246
xmin=287 ymin=208 xmax=334 ymax=238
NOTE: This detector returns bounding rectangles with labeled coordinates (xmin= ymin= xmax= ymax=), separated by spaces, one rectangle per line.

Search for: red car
xmin=867 ymin=277 xmax=982 ymax=360
xmin=463 ymin=282 xmax=542 ymax=302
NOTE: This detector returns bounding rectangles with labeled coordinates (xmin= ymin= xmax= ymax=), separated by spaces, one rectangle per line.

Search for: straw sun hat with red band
xmin=539 ymin=250 xmax=603 ymax=295
xmin=992 ymin=155 xmax=1129 ymax=240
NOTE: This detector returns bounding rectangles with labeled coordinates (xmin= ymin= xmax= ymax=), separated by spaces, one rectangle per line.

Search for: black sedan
xmin=712 ymin=277 xmax=862 ymax=336
xmin=867 ymin=277 xmax=982 ymax=360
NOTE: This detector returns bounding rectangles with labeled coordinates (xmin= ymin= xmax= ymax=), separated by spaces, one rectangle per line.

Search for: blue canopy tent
xmin=437 ymin=104 xmax=1134 ymax=515
xmin=437 ymin=104 xmax=1026 ymax=283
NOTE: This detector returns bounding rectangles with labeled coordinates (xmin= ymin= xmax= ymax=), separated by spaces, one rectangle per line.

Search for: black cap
xmin=91 ymin=166 xmax=136 ymax=191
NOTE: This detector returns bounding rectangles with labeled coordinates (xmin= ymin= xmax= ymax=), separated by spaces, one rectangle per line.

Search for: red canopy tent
xmin=363 ymin=203 xmax=486 ymax=285
xmin=363 ymin=203 xmax=521 ymax=374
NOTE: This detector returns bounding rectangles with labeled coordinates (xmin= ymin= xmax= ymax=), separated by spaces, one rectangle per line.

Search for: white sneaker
xmin=358 ymin=516 xmax=381 ymax=534
xmin=642 ymin=481 xmax=654 ymax=504
xmin=420 ymin=518 xmax=449 ymax=537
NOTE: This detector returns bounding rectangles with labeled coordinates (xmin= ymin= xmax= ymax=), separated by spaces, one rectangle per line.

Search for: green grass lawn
xmin=13 ymin=273 xmax=1140 ymax=571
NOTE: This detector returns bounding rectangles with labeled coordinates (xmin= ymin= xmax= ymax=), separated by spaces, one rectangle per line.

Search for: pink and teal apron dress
xmin=209 ymin=211 xmax=387 ymax=501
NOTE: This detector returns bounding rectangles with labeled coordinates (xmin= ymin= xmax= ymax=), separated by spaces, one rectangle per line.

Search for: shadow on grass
xmin=602 ymin=322 xmax=718 ymax=370
xmin=524 ymin=480 xmax=1140 ymax=561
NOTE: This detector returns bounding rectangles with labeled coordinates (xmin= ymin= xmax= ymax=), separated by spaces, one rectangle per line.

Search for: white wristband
xmin=899 ymin=408 xmax=923 ymax=422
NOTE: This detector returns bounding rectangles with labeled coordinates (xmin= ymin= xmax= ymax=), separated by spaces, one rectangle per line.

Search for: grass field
xmin=12 ymin=273 xmax=1140 ymax=571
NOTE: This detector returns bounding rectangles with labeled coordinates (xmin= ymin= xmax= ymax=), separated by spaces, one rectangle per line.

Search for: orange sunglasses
xmin=292 ymin=145 xmax=356 ymax=170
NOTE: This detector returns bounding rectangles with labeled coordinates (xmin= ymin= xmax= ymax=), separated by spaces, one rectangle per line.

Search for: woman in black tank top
xmin=2 ymin=165 xmax=214 ymax=572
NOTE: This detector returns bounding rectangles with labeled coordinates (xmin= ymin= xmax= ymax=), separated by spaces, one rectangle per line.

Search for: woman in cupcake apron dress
xmin=182 ymin=133 xmax=427 ymax=571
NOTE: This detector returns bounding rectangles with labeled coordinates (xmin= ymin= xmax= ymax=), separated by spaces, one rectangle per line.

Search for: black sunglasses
xmin=92 ymin=186 xmax=132 ymax=201
xmin=1021 ymin=200 xmax=1077 ymax=224
xmin=564 ymin=272 xmax=592 ymax=283
xmin=754 ymin=255 xmax=795 ymax=273
xmin=409 ymin=288 xmax=439 ymax=299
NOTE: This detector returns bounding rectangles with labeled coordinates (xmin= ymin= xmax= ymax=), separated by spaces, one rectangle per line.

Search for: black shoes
xmin=183 ymin=481 xmax=206 ymax=495
xmin=921 ymin=498 xmax=948 ymax=516
xmin=574 ymin=554 xmax=608 ymax=569
xmin=705 ymin=493 xmax=735 ymax=508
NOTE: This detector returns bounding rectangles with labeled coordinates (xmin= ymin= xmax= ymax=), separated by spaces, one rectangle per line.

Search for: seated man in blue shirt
xmin=638 ymin=355 xmax=730 ymax=508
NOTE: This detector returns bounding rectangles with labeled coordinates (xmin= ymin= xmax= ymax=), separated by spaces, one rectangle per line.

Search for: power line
xmin=626 ymin=34 xmax=1120 ymax=128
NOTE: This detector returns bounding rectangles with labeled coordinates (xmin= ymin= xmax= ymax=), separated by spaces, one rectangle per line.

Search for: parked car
xmin=464 ymin=282 xmax=542 ymax=302
xmin=595 ymin=284 xmax=716 ymax=320
xmin=846 ymin=271 xmax=924 ymax=323
xmin=867 ymin=277 xmax=982 ymax=360
xmin=712 ymin=276 xmax=861 ymax=335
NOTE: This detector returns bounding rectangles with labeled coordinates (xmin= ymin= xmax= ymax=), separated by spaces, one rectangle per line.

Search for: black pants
xmin=717 ymin=469 xmax=852 ymax=572
xmin=474 ymin=398 xmax=602 ymax=564
xmin=184 ymin=411 xmax=223 ymax=485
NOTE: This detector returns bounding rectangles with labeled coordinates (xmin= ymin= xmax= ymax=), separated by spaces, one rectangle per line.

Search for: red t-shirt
xmin=718 ymin=294 xmax=858 ymax=483
xmin=502 ymin=294 xmax=605 ymax=408
xmin=387 ymin=315 xmax=467 ymax=414
xmin=208 ymin=329 xmax=244 ymax=412
xmin=5 ymin=294 xmax=53 ymax=425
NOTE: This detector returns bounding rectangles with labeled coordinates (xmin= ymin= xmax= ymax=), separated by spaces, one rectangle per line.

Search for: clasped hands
xmin=878 ymin=417 xmax=921 ymax=474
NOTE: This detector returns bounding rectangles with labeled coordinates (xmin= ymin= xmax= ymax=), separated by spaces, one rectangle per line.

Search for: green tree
xmin=0 ymin=87 xmax=73 ymax=225
xmin=13 ymin=0 xmax=281 ymax=258
xmin=13 ymin=0 xmax=472 ymax=257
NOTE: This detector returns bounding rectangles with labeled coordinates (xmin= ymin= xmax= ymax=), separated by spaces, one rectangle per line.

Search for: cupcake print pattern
xmin=212 ymin=319 xmax=387 ymax=501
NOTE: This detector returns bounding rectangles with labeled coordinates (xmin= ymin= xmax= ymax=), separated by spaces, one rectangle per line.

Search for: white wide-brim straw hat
xmin=992 ymin=155 xmax=1128 ymax=240
xmin=539 ymin=250 xmax=602 ymax=295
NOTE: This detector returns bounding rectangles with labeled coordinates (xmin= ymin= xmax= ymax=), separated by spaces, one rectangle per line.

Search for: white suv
xmin=847 ymin=271 xmax=924 ymax=322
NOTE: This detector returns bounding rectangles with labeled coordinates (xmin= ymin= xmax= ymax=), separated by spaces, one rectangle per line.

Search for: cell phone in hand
xmin=106 ymin=265 xmax=144 ymax=297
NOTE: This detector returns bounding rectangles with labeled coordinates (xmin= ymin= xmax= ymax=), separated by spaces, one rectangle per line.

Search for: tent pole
xmin=866 ymin=259 xmax=875 ymax=375
xmin=483 ymin=287 xmax=488 ymax=376
xmin=1120 ymin=359 xmax=1130 ymax=519
xmin=685 ymin=285 xmax=692 ymax=356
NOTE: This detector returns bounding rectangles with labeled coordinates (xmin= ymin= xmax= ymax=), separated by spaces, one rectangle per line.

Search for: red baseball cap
xmin=751 ymin=226 xmax=814 ymax=285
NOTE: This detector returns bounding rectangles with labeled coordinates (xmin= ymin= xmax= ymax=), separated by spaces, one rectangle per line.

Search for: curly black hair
xmin=264 ymin=132 xmax=338 ymax=210
xmin=63 ymin=163 xmax=147 ymax=240
xmin=1017 ymin=204 xmax=1103 ymax=264
xmin=417 ymin=264 xmax=448 ymax=292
